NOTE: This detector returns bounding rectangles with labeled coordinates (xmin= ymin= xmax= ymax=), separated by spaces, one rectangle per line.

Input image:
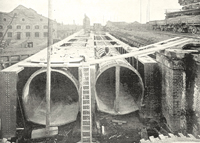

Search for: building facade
xmin=0 ymin=5 xmax=57 ymax=47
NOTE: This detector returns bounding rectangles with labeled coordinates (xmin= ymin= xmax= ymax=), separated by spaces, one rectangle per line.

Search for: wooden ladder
xmin=81 ymin=65 xmax=92 ymax=143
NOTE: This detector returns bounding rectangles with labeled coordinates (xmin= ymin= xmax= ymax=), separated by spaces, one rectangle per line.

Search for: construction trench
xmin=0 ymin=30 xmax=200 ymax=143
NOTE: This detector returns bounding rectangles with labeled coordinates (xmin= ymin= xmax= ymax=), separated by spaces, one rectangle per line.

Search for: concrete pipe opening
xmin=95 ymin=60 xmax=144 ymax=115
xmin=22 ymin=68 xmax=79 ymax=126
xmin=95 ymin=48 xmax=144 ymax=115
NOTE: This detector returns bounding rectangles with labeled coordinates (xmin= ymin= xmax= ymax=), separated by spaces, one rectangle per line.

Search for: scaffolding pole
xmin=46 ymin=0 xmax=53 ymax=136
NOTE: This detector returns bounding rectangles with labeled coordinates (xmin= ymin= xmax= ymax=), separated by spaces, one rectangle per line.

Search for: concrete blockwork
xmin=156 ymin=49 xmax=187 ymax=133
xmin=22 ymin=68 xmax=79 ymax=126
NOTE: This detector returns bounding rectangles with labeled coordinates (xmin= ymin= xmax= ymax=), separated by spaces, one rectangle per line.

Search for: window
xmin=43 ymin=25 xmax=48 ymax=29
xmin=3 ymin=18 xmax=6 ymax=21
xmin=35 ymin=25 xmax=39 ymax=29
xmin=26 ymin=25 xmax=30 ymax=29
xmin=22 ymin=18 xmax=25 ymax=21
xmin=7 ymin=32 xmax=12 ymax=37
xmin=17 ymin=25 xmax=21 ymax=29
xmin=0 ymin=25 xmax=3 ymax=29
xmin=26 ymin=32 xmax=31 ymax=37
xmin=0 ymin=32 xmax=3 ymax=37
xmin=7 ymin=25 xmax=12 ymax=29
xmin=35 ymin=32 xmax=39 ymax=37
xmin=40 ymin=19 xmax=43 ymax=21
xmin=43 ymin=32 xmax=48 ymax=37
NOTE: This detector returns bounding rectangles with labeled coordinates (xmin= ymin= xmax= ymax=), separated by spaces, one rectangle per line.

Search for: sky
xmin=0 ymin=0 xmax=182 ymax=25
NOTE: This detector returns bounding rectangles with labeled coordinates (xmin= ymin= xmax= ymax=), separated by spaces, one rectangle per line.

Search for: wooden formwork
xmin=0 ymin=54 xmax=32 ymax=70
xmin=0 ymin=70 xmax=19 ymax=138
xmin=137 ymin=56 xmax=161 ymax=119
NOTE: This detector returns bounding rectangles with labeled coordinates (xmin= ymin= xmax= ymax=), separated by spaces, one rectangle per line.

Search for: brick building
xmin=0 ymin=5 xmax=57 ymax=47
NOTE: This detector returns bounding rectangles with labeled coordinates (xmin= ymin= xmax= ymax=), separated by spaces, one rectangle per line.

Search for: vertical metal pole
xmin=149 ymin=0 xmax=150 ymax=22
xmin=115 ymin=66 xmax=120 ymax=113
xmin=146 ymin=0 xmax=150 ymax=23
xmin=140 ymin=0 xmax=142 ymax=23
xmin=46 ymin=0 xmax=53 ymax=136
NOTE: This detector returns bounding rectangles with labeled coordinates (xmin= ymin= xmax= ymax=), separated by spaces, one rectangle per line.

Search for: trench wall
xmin=156 ymin=49 xmax=200 ymax=135
xmin=116 ymin=47 xmax=162 ymax=119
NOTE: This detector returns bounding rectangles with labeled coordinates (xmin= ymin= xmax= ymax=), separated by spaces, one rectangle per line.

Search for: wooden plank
xmin=168 ymin=133 xmax=176 ymax=138
xmin=0 ymin=72 xmax=18 ymax=138
xmin=18 ymin=62 xmax=81 ymax=68
xmin=178 ymin=133 xmax=186 ymax=138
xmin=1 ymin=65 xmax=24 ymax=73
xmin=138 ymin=37 xmax=181 ymax=50
xmin=95 ymin=45 xmax=128 ymax=48
xmin=139 ymin=38 xmax=187 ymax=51
xmin=159 ymin=134 xmax=168 ymax=140
xmin=187 ymin=134 xmax=196 ymax=139
xmin=86 ymin=38 xmax=192 ymax=65
xmin=112 ymin=120 xmax=127 ymax=124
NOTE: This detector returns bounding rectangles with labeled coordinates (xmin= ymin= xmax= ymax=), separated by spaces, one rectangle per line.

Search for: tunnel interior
xmin=23 ymin=70 xmax=79 ymax=126
xmin=96 ymin=66 xmax=143 ymax=115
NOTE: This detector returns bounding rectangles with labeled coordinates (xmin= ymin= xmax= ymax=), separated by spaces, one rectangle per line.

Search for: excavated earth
xmin=109 ymin=24 xmax=180 ymax=47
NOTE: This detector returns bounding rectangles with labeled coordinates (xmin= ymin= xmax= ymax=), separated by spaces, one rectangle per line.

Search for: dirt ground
xmin=94 ymin=111 xmax=143 ymax=143
xmin=110 ymin=24 xmax=178 ymax=47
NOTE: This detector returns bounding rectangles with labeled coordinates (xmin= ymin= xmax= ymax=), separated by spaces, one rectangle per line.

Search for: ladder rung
xmin=83 ymin=138 xmax=91 ymax=142
xmin=83 ymin=121 xmax=90 ymax=125
xmin=83 ymin=90 xmax=89 ymax=94
xmin=83 ymin=119 xmax=90 ymax=122
xmin=83 ymin=81 xmax=89 ymax=85
xmin=83 ymin=100 xmax=90 ymax=104
xmin=83 ymin=105 xmax=90 ymax=109
xmin=83 ymin=116 xmax=90 ymax=120
xmin=83 ymin=76 xmax=89 ymax=79
xmin=82 ymin=109 xmax=90 ymax=112
xmin=83 ymin=96 xmax=89 ymax=99
xmin=83 ymin=73 xmax=89 ymax=76
xmin=83 ymin=68 xmax=89 ymax=71
xmin=83 ymin=86 xmax=89 ymax=89
xmin=83 ymin=126 xmax=90 ymax=130
xmin=82 ymin=132 xmax=90 ymax=136
xmin=83 ymin=70 xmax=89 ymax=73
xmin=82 ymin=136 xmax=91 ymax=139
xmin=83 ymin=111 xmax=90 ymax=114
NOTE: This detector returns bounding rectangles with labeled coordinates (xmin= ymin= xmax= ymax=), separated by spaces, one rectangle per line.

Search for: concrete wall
xmin=184 ymin=54 xmax=200 ymax=136
xmin=156 ymin=49 xmax=200 ymax=135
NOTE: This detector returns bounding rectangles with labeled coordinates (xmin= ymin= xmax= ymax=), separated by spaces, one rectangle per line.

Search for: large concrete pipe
xmin=22 ymin=68 xmax=79 ymax=126
xmin=95 ymin=47 xmax=144 ymax=115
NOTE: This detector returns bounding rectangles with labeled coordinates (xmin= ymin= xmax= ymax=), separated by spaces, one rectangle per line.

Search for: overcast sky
xmin=0 ymin=0 xmax=181 ymax=25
